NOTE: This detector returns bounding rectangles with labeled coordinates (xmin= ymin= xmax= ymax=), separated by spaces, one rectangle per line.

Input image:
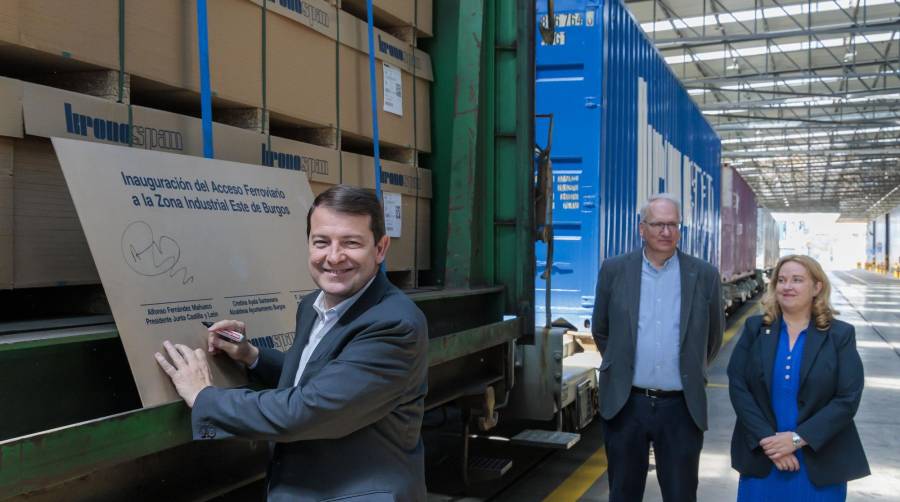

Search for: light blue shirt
xmin=632 ymin=250 xmax=683 ymax=390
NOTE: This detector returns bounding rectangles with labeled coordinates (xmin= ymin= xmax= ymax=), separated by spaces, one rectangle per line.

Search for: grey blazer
xmin=591 ymin=249 xmax=724 ymax=430
xmin=191 ymin=272 xmax=429 ymax=502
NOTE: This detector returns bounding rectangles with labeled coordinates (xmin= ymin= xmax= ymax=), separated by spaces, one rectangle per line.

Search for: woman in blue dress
xmin=728 ymin=255 xmax=869 ymax=501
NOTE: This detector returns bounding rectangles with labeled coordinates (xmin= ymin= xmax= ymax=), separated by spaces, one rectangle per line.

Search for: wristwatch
xmin=792 ymin=433 xmax=803 ymax=450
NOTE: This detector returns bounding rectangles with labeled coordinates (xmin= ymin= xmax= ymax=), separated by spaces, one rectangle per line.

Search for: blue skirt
xmin=737 ymin=453 xmax=847 ymax=502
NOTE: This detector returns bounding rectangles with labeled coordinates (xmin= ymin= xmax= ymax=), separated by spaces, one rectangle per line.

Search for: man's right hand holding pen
xmin=206 ymin=319 xmax=259 ymax=368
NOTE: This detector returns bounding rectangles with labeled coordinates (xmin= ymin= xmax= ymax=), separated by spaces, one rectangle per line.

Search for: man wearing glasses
xmin=591 ymin=193 xmax=723 ymax=502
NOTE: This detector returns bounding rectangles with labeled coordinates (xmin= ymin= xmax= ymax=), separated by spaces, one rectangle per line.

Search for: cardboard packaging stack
xmin=341 ymin=151 xmax=431 ymax=273
xmin=0 ymin=0 xmax=432 ymax=148
xmin=0 ymin=0 xmax=434 ymax=289
xmin=0 ymin=0 xmax=433 ymax=289
xmin=341 ymin=0 xmax=433 ymax=37
xmin=338 ymin=9 xmax=433 ymax=151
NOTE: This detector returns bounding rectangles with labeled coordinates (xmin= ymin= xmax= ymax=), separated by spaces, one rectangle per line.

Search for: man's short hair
xmin=307 ymin=185 xmax=386 ymax=242
xmin=639 ymin=193 xmax=681 ymax=222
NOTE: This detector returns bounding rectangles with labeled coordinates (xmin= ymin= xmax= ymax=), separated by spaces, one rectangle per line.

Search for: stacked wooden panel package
xmin=0 ymin=0 xmax=433 ymax=289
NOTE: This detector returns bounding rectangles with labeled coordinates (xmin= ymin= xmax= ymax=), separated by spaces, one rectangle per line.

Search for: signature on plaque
xmin=121 ymin=220 xmax=194 ymax=285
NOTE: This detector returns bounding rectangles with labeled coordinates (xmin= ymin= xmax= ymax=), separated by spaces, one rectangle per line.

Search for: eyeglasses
xmin=643 ymin=221 xmax=681 ymax=232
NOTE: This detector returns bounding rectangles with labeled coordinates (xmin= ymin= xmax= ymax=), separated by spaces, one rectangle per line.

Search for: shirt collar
xmin=642 ymin=249 xmax=679 ymax=270
xmin=312 ymin=274 xmax=378 ymax=320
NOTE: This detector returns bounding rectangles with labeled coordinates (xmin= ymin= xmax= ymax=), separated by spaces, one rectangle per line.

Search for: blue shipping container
xmin=535 ymin=0 xmax=721 ymax=330
xmin=890 ymin=205 xmax=900 ymax=271
xmin=874 ymin=214 xmax=888 ymax=267
xmin=866 ymin=220 xmax=876 ymax=265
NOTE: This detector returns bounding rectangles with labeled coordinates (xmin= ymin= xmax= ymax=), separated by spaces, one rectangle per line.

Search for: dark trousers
xmin=602 ymin=392 xmax=704 ymax=502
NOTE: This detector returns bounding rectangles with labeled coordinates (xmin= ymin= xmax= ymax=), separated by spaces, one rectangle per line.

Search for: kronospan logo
xmin=261 ymin=143 xmax=418 ymax=189
xmin=381 ymin=170 xmax=418 ymax=190
xmin=63 ymin=103 xmax=184 ymax=152
xmin=261 ymin=143 xmax=330 ymax=175
xmin=268 ymin=0 xmax=330 ymax=28
xmin=378 ymin=34 xmax=405 ymax=61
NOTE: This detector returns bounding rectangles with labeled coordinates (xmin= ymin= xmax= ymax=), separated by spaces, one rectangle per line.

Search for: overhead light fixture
xmin=665 ymin=32 xmax=896 ymax=65
xmin=702 ymin=108 xmax=748 ymax=115
xmin=721 ymin=125 xmax=900 ymax=144
xmin=641 ymin=0 xmax=897 ymax=34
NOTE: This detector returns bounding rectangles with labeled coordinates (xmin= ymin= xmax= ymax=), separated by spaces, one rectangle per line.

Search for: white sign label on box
xmin=383 ymin=191 xmax=402 ymax=238
xmin=52 ymin=138 xmax=317 ymax=407
xmin=383 ymin=62 xmax=403 ymax=116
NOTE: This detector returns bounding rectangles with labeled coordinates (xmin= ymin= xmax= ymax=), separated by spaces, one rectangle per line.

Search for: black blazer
xmin=591 ymin=249 xmax=724 ymax=430
xmin=728 ymin=314 xmax=870 ymax=487
xmin=191 ymin=272 xmax=429 ymax=502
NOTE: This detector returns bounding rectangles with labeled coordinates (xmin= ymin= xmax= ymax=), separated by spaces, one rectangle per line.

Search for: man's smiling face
xmin=307 ymin=206 xmax=388 ymax=308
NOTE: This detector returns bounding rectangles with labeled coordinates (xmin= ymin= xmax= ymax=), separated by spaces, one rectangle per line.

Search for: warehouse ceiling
xmin=624 ymin=0 xmax=900 ymax=221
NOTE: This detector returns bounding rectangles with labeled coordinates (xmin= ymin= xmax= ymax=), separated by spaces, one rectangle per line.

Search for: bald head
xmin=639 ymin=193 xmax=681 ymax=223
xmin=639 ymin=193 xmax=681 ymax=260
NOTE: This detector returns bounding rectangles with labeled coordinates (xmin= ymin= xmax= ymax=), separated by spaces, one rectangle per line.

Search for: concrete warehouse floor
xmin=494 ymin=269 xmax=900 ymax=502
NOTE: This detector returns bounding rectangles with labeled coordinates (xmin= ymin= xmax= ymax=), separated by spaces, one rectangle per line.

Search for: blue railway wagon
xmin=866 ymin=220 xmax=876 ymax=267
xmin=756 ymin=207 xmax=780 ymax=273
xmin=535 ymin=0 xmax=721 ymax=330
xmin=890 ymin=205 xmax=900 ymax=274
xmin=874 ymin=214 xmax=888 ymax=271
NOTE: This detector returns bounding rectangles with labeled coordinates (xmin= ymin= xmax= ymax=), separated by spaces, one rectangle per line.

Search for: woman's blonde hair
xmin=762 ymin=254 xmax=837 ymax=330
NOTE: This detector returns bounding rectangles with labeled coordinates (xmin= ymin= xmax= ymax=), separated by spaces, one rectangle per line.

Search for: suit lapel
xmin=279 ymin=297 xmax=318 ymax=388
xmin=759 ymin=318 xmax=780 ymax=393
xmin=302 ymin=272 xmax=391 ymax=371
xmin=678 ymin=251 xmax=697 ymax=345
xmin=625 ymin=251 xmax=642 ymax=349
xmin=799 ymin=323 xmax=827 ymax=388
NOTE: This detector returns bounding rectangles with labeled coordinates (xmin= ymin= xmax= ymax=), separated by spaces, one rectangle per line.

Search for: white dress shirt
xmin=292 ymin=275 xmax=376 ymax=387
xmin=246 ymin=276 xmax=377 ymax=387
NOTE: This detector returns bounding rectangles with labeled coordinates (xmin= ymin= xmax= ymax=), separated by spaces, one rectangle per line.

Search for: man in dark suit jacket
xmin=591 ymin=193 xmax=723 ymax=502
xmin=155 ymin=185 xmax=429 ymax=501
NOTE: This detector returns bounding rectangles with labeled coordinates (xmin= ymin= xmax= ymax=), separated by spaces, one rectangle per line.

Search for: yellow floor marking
xmin=723 ymin=303 xmax=763 ymax=346
xmin=543 ymin=446 xmax=609 ymax=502
xmin=708 ymin=305 xmax=762 ymax=390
